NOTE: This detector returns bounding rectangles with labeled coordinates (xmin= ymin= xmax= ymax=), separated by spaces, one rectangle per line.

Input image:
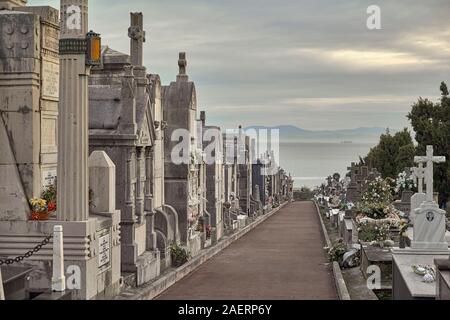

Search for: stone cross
xmin=128 ymin=12 xmax=146 ymax=67
xmin=414 ymin=145 xmax=446 ymax=202
xmin=411 ymin=163 xmax=426 ymax=193
xmin=179 ymin=52 xmax=187 ymax=75
xmin=51 ymin=225 xmax=66 ymax=292
xmin=177 ymin=52 xmax=189 ymax=81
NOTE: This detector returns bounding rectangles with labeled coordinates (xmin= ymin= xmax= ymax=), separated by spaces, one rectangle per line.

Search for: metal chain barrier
xmin=0 ymin=234 xmax=52 ymax=266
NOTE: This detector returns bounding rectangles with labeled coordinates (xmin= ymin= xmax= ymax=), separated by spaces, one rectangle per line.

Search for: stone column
xmin=144 ymin=147 xmax=157 ymax=250
xmin=57 ymin=0 xmax=90 ymax=221
xmin=124 ymin=148 xmax=136 ymax=222
xmin=144 ymin=147 xmax=154 ymax=211
xmin=136 ymin=147 xmax=145 ymax=224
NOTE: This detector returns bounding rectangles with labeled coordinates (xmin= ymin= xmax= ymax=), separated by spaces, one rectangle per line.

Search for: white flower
xmin=423 ymin=273 xmax=435 ymax=283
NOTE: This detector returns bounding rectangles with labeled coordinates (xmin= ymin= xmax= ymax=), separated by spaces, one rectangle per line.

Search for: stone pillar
xmin=89 ymin=151 xmax=116 ymax=214
xmin=144 ymin=147 xmax=154 ymax=210
xmin=57 ymin=0 xmax=90 ymax=221
xmin=136 ymin=147 xmax=145 ymax=224
xmin=0 ymin=268 xmax=4 ymax=300
xmin=144 ymin=147 xmax=156 ymax=250
xmin=124 ymin=148 xmax=136 ymax=222
xmin=51 ymin=225 xmax=66 ymax=292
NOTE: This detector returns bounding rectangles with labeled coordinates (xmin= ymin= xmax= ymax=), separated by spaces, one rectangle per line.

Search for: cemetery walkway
xmin=157 ymin=201 xmax=338 ymax=300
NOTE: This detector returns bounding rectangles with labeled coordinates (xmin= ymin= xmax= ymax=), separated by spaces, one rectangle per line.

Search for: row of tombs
xmin=317 ymin=150 xmax=450 ymax=300
xmin=0 ymin=1 xmax=294 ymax=300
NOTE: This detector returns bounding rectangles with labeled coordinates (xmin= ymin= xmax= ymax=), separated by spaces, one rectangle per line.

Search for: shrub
xmin=170 ymin=243 xmax=190 ymax=268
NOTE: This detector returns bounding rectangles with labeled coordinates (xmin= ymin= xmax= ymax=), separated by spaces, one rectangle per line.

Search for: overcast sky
xmin=30 ymin=0 xmax=450 ymax=130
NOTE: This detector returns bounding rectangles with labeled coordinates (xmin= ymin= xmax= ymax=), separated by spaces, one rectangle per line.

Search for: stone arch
xmin=162 ymin=204 xmax=180 ymax=243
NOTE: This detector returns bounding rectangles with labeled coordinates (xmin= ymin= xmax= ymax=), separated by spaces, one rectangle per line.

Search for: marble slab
xmin=393 ymin=253 xmax=449 ymax=299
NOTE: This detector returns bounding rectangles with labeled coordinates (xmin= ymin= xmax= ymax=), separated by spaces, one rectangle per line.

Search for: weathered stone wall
xmin=0 ymin=7 xmax=59 ymax=221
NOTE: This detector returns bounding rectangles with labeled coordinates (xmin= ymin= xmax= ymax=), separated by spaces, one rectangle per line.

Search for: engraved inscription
xmin=98 ymin=234 xmax=111 ymax=268
xmin=43 ymin=25 xmax=59 ymax=52
xmin=42 ymin=60 xmax=59 ymax=99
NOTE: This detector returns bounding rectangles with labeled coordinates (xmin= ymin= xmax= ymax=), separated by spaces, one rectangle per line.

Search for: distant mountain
xmin=245 ymin=125 xmax=394 ymax=143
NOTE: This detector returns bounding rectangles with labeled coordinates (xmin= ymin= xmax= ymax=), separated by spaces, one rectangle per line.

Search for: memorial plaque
xmin=98 ymin=234 xmax=111 ymax=269
xmin=42 ymin=60 xmax=59 ymax=99
xmin=42 ymin=169 xmax=57 ymax=188
xmin=42 ymin=25 xmax=59 ymax=53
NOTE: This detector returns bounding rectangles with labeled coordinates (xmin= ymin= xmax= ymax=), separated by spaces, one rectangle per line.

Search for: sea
xmin=277 ymin=141 xmax=376 ymax=189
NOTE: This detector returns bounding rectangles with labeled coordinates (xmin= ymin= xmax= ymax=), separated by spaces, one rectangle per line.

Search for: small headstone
xmin=89 ymin=151 xmax=116 ymax=214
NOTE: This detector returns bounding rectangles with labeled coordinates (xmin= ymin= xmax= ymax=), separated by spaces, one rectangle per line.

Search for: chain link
xmin=0 ymin=234 xmax=52 ymax=266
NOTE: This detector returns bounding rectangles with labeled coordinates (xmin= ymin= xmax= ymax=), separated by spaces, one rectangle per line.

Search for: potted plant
xmin=41 ymin=181 xmax=57 ymax=214
xmin=30 ymin=198 xmax=49 ymax=221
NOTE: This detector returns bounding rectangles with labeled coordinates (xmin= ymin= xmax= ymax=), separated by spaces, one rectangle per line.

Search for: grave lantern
xmin=86 ymin=30 xmax=101 ymax=66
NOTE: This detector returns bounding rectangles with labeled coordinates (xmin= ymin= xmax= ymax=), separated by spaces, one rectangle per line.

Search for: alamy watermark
xmin=170 ymin=128 xmax=280 ymax=176
xmin=367 ymin=5 xmax=381 ymax=30
xmin=366 ymin=265 xmax=381 ymax=290
xmin=66 ymin=5 xmax=81 ymax=30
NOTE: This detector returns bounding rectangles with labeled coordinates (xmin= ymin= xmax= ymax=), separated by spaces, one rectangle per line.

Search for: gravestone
xmin=89 ymin=151 xmax=116 ymax=214
xmin=411 ymin=146 xmax=447 ymax=251
xmin=392 ymin=146 xmax=448 ymax=300
xmin=164 ymin=52 xmax=204 ymax=257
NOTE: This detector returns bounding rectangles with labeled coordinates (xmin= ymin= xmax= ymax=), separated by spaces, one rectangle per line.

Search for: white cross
xmin=414 ymin=145 xmax=446 ymax=202
xmin=411 ymin=163 xmax=426 ymax=193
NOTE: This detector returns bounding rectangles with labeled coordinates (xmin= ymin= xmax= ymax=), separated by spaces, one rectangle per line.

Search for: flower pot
xmin=30 ymin=211 xmax=50 ymax=221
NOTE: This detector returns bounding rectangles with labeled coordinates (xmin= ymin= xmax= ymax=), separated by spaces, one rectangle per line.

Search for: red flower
xmin=47 ymin=201 xmax=57 ymax=212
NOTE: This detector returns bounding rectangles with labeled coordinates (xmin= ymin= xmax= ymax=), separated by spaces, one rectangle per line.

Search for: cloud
xmin=28 ymin=0 xmax=450 ymax=130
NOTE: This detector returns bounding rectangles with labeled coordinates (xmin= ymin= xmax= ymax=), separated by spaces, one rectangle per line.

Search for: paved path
xmin=157 ymin=201 xmax=337 ymax=300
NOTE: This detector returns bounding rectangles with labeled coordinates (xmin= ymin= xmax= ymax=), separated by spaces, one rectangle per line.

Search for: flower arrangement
xmin=327 ymin=239 xmax=347 ymax=264
xmin=360 ymin=177 xmax=393 ymax=206
xmin=361 ymin=202 xmax=387 ymax=219
xmin=29 ymin=180 xmax=59 ymax=221
xmin=395 ymin=171 xmax=417 ymax=195
xmin=358 ymin=178 xmax=394 ymax=220
xmin=41 ymin=181 xmax=57 ymax=213
xmin=358 ymin=221 xmax=391 ymax=244
xmin=412 ymin=265 xmax=436 ymax=283
xmin=339 ymin=201 xmax=355 ymax=210
xmin=29 ymin=198 xmax=49 ymax=221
